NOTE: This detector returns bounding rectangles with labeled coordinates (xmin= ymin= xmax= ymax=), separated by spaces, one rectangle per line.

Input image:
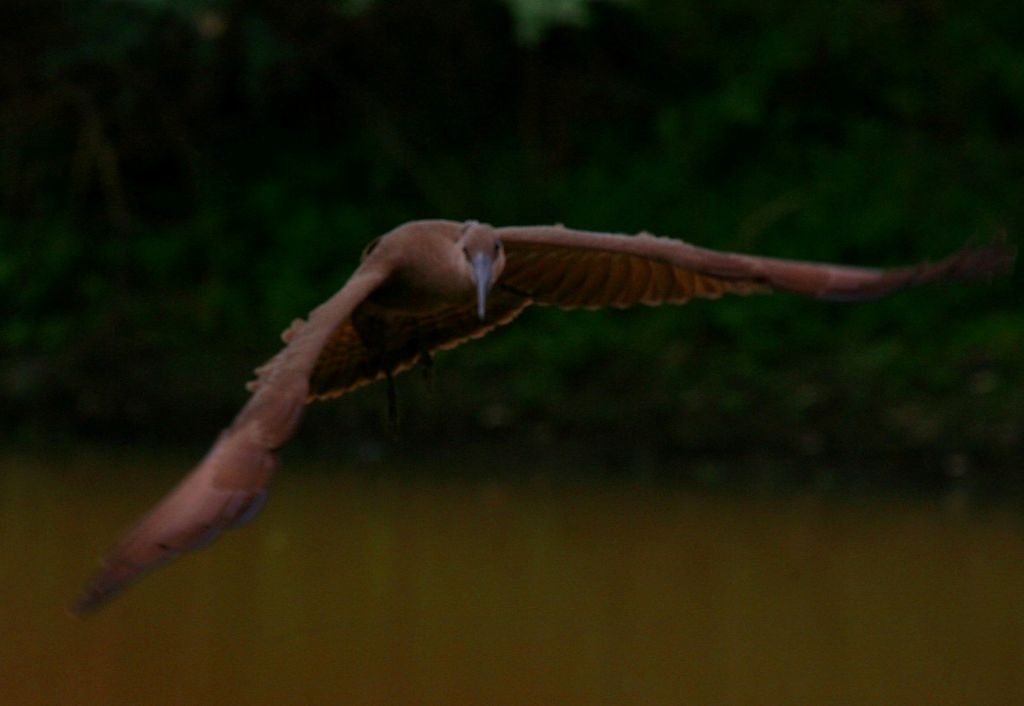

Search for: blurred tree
xmin=0 ymin=0 xmax=1020 ymax=483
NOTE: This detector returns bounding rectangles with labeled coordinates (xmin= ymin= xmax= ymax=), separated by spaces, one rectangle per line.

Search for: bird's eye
xmin=462 ymin=247 xmax=470 ymax=260
xmin=494 ymin=242 xmax=501 ymax=255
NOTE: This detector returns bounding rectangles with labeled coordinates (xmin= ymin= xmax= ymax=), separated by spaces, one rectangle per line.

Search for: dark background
xmin=2 ymin=0 xmax=1021 ymax=488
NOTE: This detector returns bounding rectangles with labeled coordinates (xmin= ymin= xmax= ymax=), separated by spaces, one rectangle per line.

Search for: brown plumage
xmin=74 ymin=219 xmax=1015 ymax=613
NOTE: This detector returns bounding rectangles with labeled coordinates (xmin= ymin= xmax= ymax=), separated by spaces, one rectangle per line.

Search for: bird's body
xmin=75 ymin=220 xmax=1015 ymax=613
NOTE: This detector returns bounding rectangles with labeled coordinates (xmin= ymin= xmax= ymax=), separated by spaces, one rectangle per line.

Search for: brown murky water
xmin=2 ymin=450 xmax=1022 ymax=705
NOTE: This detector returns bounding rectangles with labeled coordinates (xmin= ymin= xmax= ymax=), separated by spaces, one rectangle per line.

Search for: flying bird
xmin=74 ymin=219 xmax=1015 ymax=613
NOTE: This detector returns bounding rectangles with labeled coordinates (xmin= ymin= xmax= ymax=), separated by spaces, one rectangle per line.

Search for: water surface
xmin=2 ymin=450 xmax=1022 ymax=705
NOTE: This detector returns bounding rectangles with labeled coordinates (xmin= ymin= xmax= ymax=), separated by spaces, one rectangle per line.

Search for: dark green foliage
xmin=1 ymin=0 xmax=1021 ymax=482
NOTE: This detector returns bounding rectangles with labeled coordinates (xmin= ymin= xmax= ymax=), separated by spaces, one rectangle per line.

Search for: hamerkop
xmin=74 ymin=220 xmax=1015 ymax=613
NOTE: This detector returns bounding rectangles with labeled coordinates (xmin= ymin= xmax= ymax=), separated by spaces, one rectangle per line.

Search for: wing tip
xmin=949 ymin=233 xmax=1017 ymax=282
xmin=70 ymin=570 xmax=126 ymax=617
xmin=70 ymin=593 xmax=105 ymax=618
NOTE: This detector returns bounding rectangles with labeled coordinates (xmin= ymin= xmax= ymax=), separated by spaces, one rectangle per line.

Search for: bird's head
xmin=458 ymin=221 xmax=505 ymax=320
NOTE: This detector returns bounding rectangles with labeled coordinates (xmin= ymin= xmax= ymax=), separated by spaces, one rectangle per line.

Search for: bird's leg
xmin=385 ymin=370 xmax=399 ymax=431
xmin=418 ymin=351 xmax=434 ymax=389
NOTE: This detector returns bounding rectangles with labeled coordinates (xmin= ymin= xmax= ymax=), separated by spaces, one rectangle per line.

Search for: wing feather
xmin=74 ymin=266 xmax=390 ymax=614
xmin=497 ymin=226 xmax=1015 ymax=307
xmin=603 ymin=252 xmax=631 ymax=305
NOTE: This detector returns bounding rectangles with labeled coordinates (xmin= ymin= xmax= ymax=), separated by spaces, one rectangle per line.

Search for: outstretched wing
xmin=306 ymin=227 xmax=1015 ymax=400
xmin=495 ymin=226 xmax=1015 ymax=307
xmin=74 ymin=266 xmax=390 ymax=614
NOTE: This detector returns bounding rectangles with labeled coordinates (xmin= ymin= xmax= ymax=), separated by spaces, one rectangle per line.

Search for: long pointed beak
xmin=471 ymin=252 xmax=494 ymax=320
